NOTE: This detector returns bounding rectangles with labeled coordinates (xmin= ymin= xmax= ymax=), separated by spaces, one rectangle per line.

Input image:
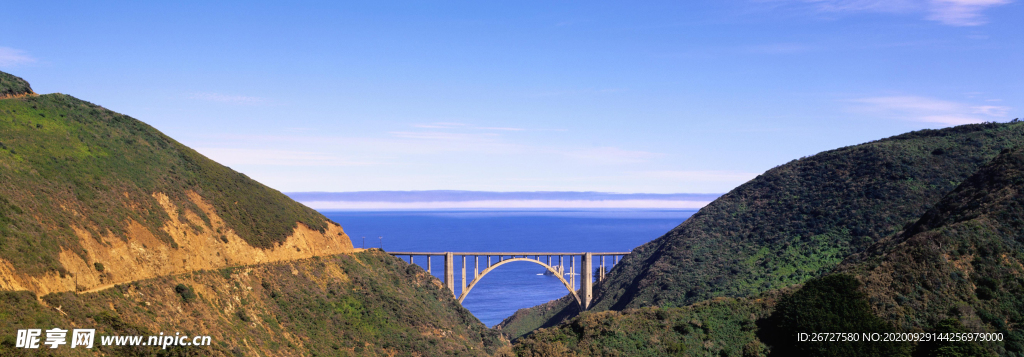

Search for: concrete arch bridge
xmin=388 ymin=252 xmax=629 ymax=310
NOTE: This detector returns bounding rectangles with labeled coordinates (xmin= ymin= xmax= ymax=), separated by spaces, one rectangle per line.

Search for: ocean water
xmin=320 ymin=210 xmax=696 ymax=327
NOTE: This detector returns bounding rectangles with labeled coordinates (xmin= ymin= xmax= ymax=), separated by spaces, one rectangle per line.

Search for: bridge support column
xmin=582 ymin=253 xmax=592 ymax=310
xmin=445 ymin=252 xmax=454 ymax=296
xmin=570 ymin=256 xmax=575 ymax=291
xmin=461 ymin=256 xmax=467 ymax=295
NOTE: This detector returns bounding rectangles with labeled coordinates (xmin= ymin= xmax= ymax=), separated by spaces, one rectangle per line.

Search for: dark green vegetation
xmin=0 ymin=71 xmax=33 ymax=98
xmin=841 ymin=147 xmax=1024 ymax=356
xmin=174 ymin=283 xmax=196 ymax=303
xmin=501 ymin=121 xmax=1024 ymax=338
xmin=513 ymin=126 xmax=1024 ymax=356
xmin=514 ymin=295 xmax=778 ymax=357
xmin=914 ymin=319 xmax=996 ymax=357
xmin=0 ymin=70 xmax=329 ymax=275
xmin=759 ymin=274 xmax=910 ymax=356
xmin=514 ymin=276 xmax=908 ymax=357
xmin=0 ymin=250 xmax=510 ymax=356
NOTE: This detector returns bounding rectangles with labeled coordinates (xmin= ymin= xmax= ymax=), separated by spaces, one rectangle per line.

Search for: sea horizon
xmin=290 ymin=190 xmax=722 ymax=210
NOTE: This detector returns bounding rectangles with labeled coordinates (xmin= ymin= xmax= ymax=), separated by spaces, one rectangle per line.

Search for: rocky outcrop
xmin=0 ymin=190 xmax=354 ymax=295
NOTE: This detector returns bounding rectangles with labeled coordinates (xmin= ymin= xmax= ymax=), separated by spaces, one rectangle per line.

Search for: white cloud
xmin=412 ymin=122 xmax=525 ymax=131
xmin=972 ymin=105 xmax=1011 ymax=117
xmin=189 ymin=92 xmax=266 ymax=105
xmin=412 ymin=122 xmax=467 ymax=129
xmin=927 ymin=0 xmax=1011 ymax=26
xmin=638 ymin=170 xmax=761 ymax=183
xmin=0 ymin=47 xmax=37 ymax=67
xmin=479 ymin=127 xmax=525 ymax=131
xmin=745 ymin=43 xmax=815 ymax=54
xmin=560 ymin=147 xmax=664 ymax=165
xmin=850 ymin=95 xmax=1012 ymax=126
xmin=769 ymin=0 xmax=1011 ymax=26
xmin=388 ymin=131 xmax=500 ymax=141
xmin=799 ymin=0 xmax=923 ymax=13
xmin=194 ymin=148 xmax=370 ymax=167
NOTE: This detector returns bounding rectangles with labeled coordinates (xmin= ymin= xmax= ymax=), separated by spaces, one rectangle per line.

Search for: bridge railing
xmin=387 ymin=251 xmax=630 ymax=310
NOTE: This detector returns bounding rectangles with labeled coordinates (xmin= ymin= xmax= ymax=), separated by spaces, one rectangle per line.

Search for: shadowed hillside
xmin=837 ymin=147 xmax=1024 ymax=355
xmin=500 ymin=121 xmax=1024 ymax=339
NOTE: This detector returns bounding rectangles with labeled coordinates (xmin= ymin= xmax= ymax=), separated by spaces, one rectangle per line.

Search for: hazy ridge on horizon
xmin=286 ymin=191 xmax=722 ymax=210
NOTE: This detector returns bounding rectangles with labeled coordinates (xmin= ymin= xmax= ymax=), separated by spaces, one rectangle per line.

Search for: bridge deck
xmin=387 ymin=251 xmax=631 ymax=255
xmin=387 ymin=251 xmax=630 ymax=310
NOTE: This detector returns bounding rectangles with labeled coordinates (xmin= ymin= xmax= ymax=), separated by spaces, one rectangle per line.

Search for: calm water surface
xmin=320 ymin=210 xmax=695 ymax=326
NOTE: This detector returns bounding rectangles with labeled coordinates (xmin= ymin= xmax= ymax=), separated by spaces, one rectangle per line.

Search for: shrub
xmin=174 ymin=284 xmax=196 ymax=303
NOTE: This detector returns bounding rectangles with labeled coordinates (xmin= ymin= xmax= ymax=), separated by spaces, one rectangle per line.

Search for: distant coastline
xmin=286 ymin=191 xmax=722 ymax=210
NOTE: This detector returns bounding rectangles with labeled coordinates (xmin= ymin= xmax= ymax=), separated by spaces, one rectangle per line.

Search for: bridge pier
xmin=390 ymin=251 xmax=630 ymax=309
xmin=445 ymin=252 xmax=454 ymax=295
xmin=569 ymin=256 xmax=575 ymax=290
xmin=582 ymin=253 xmax=592 ymax=310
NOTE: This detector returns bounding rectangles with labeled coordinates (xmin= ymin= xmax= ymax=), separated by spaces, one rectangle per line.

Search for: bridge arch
xmin=457 ymin=258 xmax=581 ymax=309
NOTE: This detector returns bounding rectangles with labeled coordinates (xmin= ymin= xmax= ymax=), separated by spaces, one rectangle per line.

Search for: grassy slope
xmin=513 ymin=295 xmax=781 ymax=357
xmin=0 ymin=250 xmax=510 ymax=356
xmin=0 ymin=72 xmax=33 ymax=98
xmin=0 ymin=72 xmax=330 ymax=276
xmin=500 ymin=121 xmax=1024 ymax=339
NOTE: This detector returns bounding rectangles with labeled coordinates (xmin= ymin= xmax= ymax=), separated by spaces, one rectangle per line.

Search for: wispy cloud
xmin=766 ymin=0 xmax=1011 ymax=26
xmin=412 ymin=122 xmax=525 ymax=131
xmin=745 ymin=43 xmax=815 ymax=54
xmin=638 ymin=170 xmax=761 ymax=183
xmin=189 ymin=92 xmax=267 ymax=105
xmin=387 ymin=122 xmax=528 ymax=148
xmin=388 ymin=131 xmax=500 ymax=141
xmin=411 ymin=122 xmax=467 ymax=129
xmin=972 ymin=105 xmax=1010 ymax=117
xmin=529 ymin=88 xmax=629 ymax=98
xmin=798 ymin=0 xmax=922 ymax=13
xmin=195 ymin=148 xmax=370 ymax=167
xmin=560 ymin=147 xmax=664 ymax=165
xmin=849 ymin=95 xmax=1012 ymax=125
xmin=927 ymin=0 xmax=1012 ymax=26
xmin=479 ymin=127 xmax=526 ymax=131
xmin=0 ymin=47 xmax=37 ymax=67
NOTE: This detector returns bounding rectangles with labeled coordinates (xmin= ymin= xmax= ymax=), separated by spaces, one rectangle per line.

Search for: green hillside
xmin=837 ymin=147 xmax=1024 ymax=355
xmin=0 ymin=71 xmax=510 ymax=356
xmin=513 ymin=293 xmax=782 ymax=357
xmin=0 ymin=72 xmax=33 ymax=98
xmin=0 ymin=250 xmax=510 ymax=356
xmin=500 ymin=121 xmax=1024 ymax=339
xmin=514 ymin=144 xmax=1024 ymax=356
xmin=0 ymin=70 xmax=330 ymax=276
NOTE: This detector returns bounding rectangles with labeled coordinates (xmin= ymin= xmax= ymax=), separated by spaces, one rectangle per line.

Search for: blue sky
xmin=2 ymin=1 xmax=1021 ymax=193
